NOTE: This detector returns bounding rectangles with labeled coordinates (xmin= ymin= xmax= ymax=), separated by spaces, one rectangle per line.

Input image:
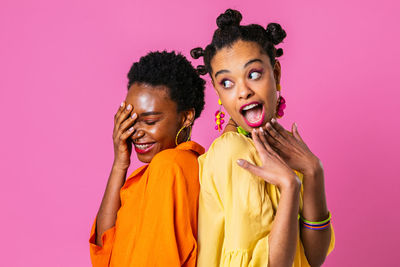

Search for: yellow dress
xmin=197 ymin=132 xmax=335 ymax=267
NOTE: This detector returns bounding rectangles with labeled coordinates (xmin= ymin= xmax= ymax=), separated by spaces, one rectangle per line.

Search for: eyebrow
xmin=139 ymin=111 xmax=163 ymax=117
xmin=214 ymin=58 xmax=264 ymax=78
xmin=244 ymin=59 xmax=263 ymax=68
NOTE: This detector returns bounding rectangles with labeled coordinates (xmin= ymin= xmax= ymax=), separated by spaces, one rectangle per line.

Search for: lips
xmin=240 ymin=101 xmax=265 ymax=128
xmin=134 ymin=142 xmax=155 ymax=154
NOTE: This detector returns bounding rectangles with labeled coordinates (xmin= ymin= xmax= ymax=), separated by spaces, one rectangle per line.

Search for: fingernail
xmin=237 ymin=159 xmax=244 ymax=166
xmin=120 ymin=101 xmax=124 ymax=107
xmin=294 ymin=122 xmax=298 ymax=128
xmin=271 ymin=118 xmax=276 ymax=123
xmin=126 ymin=104 xmax=132 ymax=111
xmin=128 ymin=127 xmax=134 ymax=132
xmin=259 ymin=127 xmax=263 ymax=132
xmin=131 ymin=113 xmax=137 ymax=119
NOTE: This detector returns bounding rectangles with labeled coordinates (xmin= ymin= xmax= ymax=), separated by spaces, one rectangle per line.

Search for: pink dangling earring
xmin=215 ymin=99 xmax=225 ymax=132
xmin=276 ymin=84 xmax=286 ymax=118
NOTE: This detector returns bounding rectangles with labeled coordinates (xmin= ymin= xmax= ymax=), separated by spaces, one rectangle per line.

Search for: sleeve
xmin=197 ymin=133 xmax=275 ymax=267
xmin=146 ymin=150 xmax=198 ymax=267
xmin=88 ymin=219 xmax=116 ymax=267
xmin=174 ymin=167 xmax=199 ymax=267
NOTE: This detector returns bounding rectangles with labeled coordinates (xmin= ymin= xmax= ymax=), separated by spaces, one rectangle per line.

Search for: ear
xmin=181 ymin=108 xmax=195 ymax=127
xmin=273 ymin=60 xmax=282 ymax=85
xmin=211 ymin=78 xmax=223 ymax=103
xmin=212 ymin=80 xmax=222 ymax=99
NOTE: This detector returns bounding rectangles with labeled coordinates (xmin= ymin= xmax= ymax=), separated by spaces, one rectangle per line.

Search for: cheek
xmin=263 ymin=88 xmax=279 ymax=119
xmin=267 ymin=88 xmax=277 ymax=105
xmin=256 ymin=80 xmax=277 ymax=106
xmin=217 ymin=89 xmax=235 ymax=111
xmin=152 ymin=120 xmax=179 ymax=142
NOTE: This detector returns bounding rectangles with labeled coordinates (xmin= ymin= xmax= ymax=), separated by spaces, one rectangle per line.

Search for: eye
xmin=144 ymin=120 xmax=157 ymax=125
xmin=249 ymin=71 xmax=262 ymax=80
xmin=221 ymin=79 xmax=234 ymax=89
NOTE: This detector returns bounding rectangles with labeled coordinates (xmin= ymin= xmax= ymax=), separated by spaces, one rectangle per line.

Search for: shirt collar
xmin=176 ymin=140 xmax=205 ymax=156
xmin=126 ymin=141 xmax=204 ymax=182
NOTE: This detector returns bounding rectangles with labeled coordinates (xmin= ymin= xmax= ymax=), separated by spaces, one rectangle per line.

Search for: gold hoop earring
xmin=175 ymin=125 xmax=192 ymax=146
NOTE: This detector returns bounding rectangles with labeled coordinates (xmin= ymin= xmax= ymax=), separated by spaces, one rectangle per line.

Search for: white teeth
xmin=242 ymin=103 xmax=259 ymax=111
xmin=135 ymin=144 xmax=152 ymax=150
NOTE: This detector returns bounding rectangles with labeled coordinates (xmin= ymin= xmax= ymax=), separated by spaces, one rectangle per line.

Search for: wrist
xmin=280 ymin=174 xmax=301 ymax=193
xmin=302 ymin=157 xmax=323 ymax=177
xmin=112 ymin=160 xmax=130 ymax=172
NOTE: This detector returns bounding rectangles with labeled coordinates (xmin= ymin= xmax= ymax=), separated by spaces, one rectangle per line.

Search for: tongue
xmin=244 ymin=106 xmax=262 ymax=122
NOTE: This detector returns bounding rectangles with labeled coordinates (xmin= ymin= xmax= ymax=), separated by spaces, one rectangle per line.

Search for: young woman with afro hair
xmin=89 ymin=51 xmax=205 ymax=267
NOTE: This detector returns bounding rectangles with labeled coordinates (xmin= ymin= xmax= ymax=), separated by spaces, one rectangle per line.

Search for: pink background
xmin=1 ymin=0 xmax=399 ymax=266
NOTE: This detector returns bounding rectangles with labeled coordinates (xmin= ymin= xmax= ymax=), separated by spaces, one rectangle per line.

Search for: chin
xmin=136 ymin=152 xmax=160 ymax=163
xmin=133 ymin=141 xmax=159 ymax=163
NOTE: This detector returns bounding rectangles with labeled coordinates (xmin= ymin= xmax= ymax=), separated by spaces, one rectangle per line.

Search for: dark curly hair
xmin=190 ymin=9 xmax=287 ymax=75
xmin=127 ymin=51 xmax=205 ymax=119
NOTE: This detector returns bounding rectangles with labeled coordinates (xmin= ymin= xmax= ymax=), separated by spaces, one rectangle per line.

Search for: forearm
xmin=95 ymin=163 xmax=127 ymax=246
xmin=268 ymin=181 xmax=301 ymax=267
xmin=300 ymin=163 xmax=331 ymax=266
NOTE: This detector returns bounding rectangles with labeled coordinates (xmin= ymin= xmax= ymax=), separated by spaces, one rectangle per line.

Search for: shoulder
xmin=212 ymin=131 xmax=252 ymax=149
xmin=199 ymin=132 xmax=257 ymax=164
xmin=198 ymin=132 xmax=261 ymax=190
xmin=151 ymin=146 xmax=199 ymax=168
xmin=148 ymin=146 xmax=200 ymax=186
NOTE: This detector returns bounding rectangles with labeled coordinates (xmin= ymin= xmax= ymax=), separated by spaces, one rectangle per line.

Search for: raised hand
xmin=113 ymin=101 xmax=138 ymax=170
xmin=95 ymin=101 xmax=137 ymax=246
xmin=263 ymin=119 xmax=322 ymax=176
xmin=237 ymin=128 xmax=300 ymax=190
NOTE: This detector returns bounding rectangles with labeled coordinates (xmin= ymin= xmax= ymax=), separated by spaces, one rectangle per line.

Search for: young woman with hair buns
xmin=191 ymin=9 xmax=335 ymax=267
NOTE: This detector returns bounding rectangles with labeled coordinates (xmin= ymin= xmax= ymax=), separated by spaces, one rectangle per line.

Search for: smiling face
xmin=210 ymin=40 xmax=281 ymax=132
xmin=125 ymin=83 xmax=186 ymax=163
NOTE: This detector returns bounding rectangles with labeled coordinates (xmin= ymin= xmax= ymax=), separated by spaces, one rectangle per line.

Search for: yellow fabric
xmin=197 ymin=132 xmax=335 ymax=267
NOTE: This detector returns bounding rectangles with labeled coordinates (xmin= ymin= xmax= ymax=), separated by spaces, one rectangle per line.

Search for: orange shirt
xmin=89 ymin=141 xmax=204 ymax=267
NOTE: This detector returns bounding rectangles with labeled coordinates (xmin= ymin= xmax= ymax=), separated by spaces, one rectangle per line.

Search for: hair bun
xmin=196 ymin=65 xmax=207 ymax=75
xmin=216 ymin=9 xmax=242 ymax=29
xmin=266 ymin=23 xmax=287 ymax=45
xmin=190 ymin=47 xmax=204 ymax=59
xmin=276 ymin=48 xmax=283 ymax=57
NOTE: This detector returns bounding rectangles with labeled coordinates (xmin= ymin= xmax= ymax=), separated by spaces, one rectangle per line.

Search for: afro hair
xmin=127 ymin=51 xmax=205 ymax=120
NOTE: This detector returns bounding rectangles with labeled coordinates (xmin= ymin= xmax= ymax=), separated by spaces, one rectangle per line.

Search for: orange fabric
xmin=89 ymin=141 xmax=204 ymax=267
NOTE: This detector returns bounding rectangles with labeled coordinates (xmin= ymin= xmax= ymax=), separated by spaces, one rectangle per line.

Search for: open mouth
xmin=240 ymin=102 xmax=265 ymax=128
xmin=134 ymin=142 xmax=155 ymax=154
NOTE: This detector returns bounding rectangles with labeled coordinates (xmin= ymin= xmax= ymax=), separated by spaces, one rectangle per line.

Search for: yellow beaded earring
xmin=215 ymin=99 xmax=225 ymax=132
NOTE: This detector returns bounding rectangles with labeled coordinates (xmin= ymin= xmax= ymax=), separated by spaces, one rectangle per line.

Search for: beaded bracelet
xmin=300 ymin=212 xmax=332 ymax=230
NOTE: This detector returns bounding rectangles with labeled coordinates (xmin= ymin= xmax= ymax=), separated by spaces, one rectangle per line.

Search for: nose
xmin=237 ymin=81 xmax=254 ymax=100
xmin=131 ymin=128 xmax=145 ymax=141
